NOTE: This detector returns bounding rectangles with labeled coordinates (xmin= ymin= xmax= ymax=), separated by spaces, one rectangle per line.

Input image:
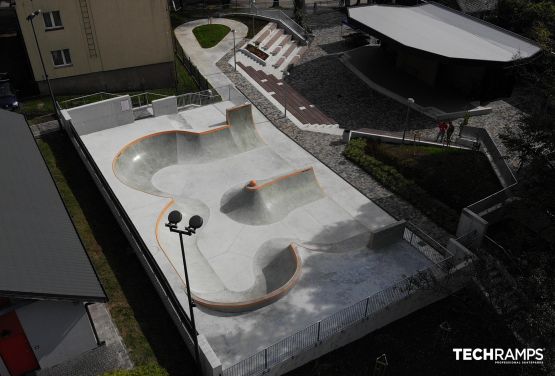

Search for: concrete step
xmin=261 ymin=29 xmax=284 ymax=50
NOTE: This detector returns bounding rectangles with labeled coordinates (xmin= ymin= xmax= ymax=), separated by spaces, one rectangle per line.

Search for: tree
xmin=293 ymin=0 xmax=306 ymax=28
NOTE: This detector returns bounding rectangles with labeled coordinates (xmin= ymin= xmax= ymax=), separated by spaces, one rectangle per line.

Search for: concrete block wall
xmin=67 ymin=96 xmax=134 ymax=136
xmin=456 ymin=208 xmax=488 ymax=248
xmin=152 ymin=96 xmax=178 ymax=117
xmin=16 ymin=301 xmax=98 ymax=369
xmin=368 ymin=220 xmax=406 ymax=249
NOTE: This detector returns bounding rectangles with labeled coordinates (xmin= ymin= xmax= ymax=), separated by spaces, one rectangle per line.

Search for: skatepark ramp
xmin=113 ymin=104 xmax=264 ymax=196
xmin=221 ymin=167 xmax=325 ymax=225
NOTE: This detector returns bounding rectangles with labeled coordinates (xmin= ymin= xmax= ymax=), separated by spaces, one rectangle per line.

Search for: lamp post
xmin=282 ymin=70 xmax=290 ymax=117
xmin=402 ymin=97 xmax=415 ymax=144
xmin=165 ymin=211 xmax=203 ymax=372
xmin=27 ymin=10 xmax=59 ymax=120
xmin=232 ymin=29 xmax=237 ymax=71
xmin=251 ymin=0 xmax=256 ymax=37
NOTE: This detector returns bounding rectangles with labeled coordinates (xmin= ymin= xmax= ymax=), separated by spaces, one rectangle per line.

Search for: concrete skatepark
xmin=59 ymin=96 xmax=473 ymax=375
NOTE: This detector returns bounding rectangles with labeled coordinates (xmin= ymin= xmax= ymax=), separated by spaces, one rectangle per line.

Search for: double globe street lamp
xmin=165 ymin=211 xmax=203 ymax=372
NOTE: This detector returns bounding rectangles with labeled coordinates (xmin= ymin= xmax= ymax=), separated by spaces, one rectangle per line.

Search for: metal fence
xmin=218 ymin=6 xmax=310 ymax=43
xmin=174 ymin=34 xmax=210 ymax=91
xmin=129 ymin=92 xmax=168 ymax=108
xmin=223 ymin=227 xmax=454 ymax=376
xmin=58 ymin=92 xmax=119 ymax=109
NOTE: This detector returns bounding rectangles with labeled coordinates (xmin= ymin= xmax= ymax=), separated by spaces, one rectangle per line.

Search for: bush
xmin=344 ymin=139 xmax=458 ymax=232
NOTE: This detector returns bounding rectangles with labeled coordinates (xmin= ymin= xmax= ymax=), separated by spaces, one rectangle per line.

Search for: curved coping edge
xmin=245 ymin=167 xmax=315 ymax=191
xmin=155 ymin=199 xmax=303 ymax=313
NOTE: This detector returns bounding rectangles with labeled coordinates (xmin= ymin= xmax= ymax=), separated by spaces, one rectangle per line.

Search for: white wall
xmin=67 ymin=96 xmax=134 ymax=136
xmin=16 ymin=300 xmax=98 ymax=369
xmin=0 ymin=354 xmax=9 ymax=376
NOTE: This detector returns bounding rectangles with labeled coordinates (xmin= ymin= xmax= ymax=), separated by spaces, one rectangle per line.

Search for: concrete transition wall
xmin=368 ymin=220 xmax=406 ymax=249
xmin=152 ymin=96 xmax=178 ymax=117
xmin=16 ymin=300 xmax=98 ymax=369
xmin=67 ymin=96 xmax=134 ymax=136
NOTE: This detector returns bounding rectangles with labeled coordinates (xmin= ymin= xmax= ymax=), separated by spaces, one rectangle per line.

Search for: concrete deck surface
xmin=80 ymin=102 xmax=434 ymax=368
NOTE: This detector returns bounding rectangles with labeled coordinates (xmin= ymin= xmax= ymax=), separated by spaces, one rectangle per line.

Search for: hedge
xmin=344 ymin=138 xmax=458 ymax=232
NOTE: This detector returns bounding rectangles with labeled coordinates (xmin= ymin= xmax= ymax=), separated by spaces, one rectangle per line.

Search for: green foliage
xmin=192 ymin=24 xmax=231 ymax=48
xmin=104 ymin=364 xmax=169 ymax=376
xmin=344 ymin=139 xmax=459 ymax=232
xmin=364 ymin=140 xmax=502 ymax=210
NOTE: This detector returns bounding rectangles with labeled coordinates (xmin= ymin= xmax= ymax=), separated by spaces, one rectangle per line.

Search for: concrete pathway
xmin=30 ymin=120 xmax=61 ymax=138
xmin=174 ymin=18 xmax=248 ymax=95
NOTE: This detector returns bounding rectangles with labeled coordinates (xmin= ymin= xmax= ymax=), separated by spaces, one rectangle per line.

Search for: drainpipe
xmin=84 ymin=303 xmax=104 ymax=346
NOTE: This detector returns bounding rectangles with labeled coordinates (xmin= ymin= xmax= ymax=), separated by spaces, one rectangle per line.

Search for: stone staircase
xmin=238 ymin=22 xmax=307 ymax=79
xmin=238 ymin=62 xmax=341 ymax=135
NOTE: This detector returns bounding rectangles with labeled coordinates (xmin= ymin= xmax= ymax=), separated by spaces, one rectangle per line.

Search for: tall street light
xmin=166 ymin=211 xmax=204 ymax=372
xmin=402 ymin=97 xmax=415 ymax=144
xmin=232 ymin=29 xmax=237 ymax=71
xmin=282 ymin=70 xmax=290 ymax=117
xmin=27 ymin=10 xmax=59 ymax=120
xmin=251 ymin=0 xmax=256 ymax=37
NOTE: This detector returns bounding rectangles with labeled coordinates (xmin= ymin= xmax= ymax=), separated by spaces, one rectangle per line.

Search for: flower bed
xmin=245 ymin=44 xmax=269 ymax=61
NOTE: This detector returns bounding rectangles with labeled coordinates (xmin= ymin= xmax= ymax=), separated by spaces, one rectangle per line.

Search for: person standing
xmin=436 ymin=121 xmax=447 ymax=143
xmin=446 ymin=121 xmax=455 ymax=146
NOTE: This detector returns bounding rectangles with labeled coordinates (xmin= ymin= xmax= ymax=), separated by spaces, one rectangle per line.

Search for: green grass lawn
xmin=192 ymin=24 xmax=231 ymax=48
xmin=37 ymin=133 xmax=195 ymax=375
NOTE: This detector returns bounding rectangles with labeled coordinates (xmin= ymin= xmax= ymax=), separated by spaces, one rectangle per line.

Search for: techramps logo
xmin=453 ymin=348 xmax=544 ymax=365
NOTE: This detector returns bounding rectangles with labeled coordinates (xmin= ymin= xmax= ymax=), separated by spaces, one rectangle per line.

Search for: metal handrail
xmin=58 ymin=92 xmax=119 ymax=109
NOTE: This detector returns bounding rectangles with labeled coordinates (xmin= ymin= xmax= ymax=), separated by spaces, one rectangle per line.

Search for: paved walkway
xmin=30 ymin=120 xmax=61 ymax=137
xmin=174 ymin=18 xmax=248 ymax=96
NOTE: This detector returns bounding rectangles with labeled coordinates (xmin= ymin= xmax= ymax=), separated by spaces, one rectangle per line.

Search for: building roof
xmin=348 ymin=3 xmax=541 ymax=62
xmin=0 ymin=110 xmax=106 ymax=302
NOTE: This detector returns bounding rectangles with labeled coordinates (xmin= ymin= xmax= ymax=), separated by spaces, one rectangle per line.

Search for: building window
xmin=43 ymin=11 xmax=63 ymax=30
xmin=51 ymin=49 xmax=72 ymax=67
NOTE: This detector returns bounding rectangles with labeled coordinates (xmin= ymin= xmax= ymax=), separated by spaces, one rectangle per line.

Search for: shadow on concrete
xmin=39 ymin=132 xmax=194 ymax=376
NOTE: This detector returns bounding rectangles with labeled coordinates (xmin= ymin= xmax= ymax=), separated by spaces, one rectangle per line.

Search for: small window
xmin=51 ymin=49 xmax=72 ymax=67
xmin=43 ymin=11 xmax=63 ymax=30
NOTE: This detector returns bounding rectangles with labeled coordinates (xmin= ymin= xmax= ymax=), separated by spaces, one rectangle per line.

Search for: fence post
xmin=317 ymin=321 xmax=321 ymax=342
xmin=228 ymin=85 xmax=231 ymax=101
xmin=364 ymin=296 xmax=370 ymax=317
xmin=264 ymin=348 xmax=268 ymax=369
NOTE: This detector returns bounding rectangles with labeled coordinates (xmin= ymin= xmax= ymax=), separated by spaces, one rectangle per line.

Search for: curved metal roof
xmin=348 ymin=3 xmax=541 ymax=62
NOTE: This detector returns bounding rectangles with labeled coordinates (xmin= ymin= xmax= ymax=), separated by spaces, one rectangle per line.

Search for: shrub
xmin=344 ymin=139 xmax=458 ymax=232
